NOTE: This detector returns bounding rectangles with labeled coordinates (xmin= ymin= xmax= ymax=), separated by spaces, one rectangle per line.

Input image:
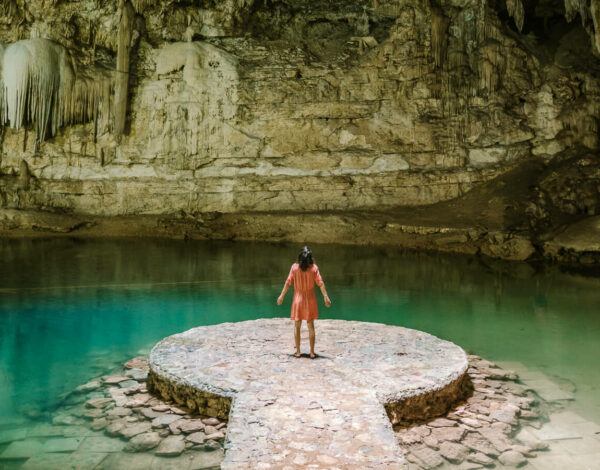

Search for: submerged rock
xmin=155 ymin=435 xmax=185 ymax=456
xmin=124 ymin=431 xmax=161 ymax=452
xmin=498 ymin=450 xmax=527 ymax=467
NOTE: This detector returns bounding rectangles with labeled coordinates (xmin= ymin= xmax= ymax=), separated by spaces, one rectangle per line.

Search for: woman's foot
xmin=295 ymin=351 xmax=301 ymax=358
xmin=310 ymin=352 xmax=316 ymax=359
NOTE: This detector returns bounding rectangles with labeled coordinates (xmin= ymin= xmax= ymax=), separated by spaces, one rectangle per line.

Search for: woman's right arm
xmin=277 ymin=265 xmax=294 ymax=305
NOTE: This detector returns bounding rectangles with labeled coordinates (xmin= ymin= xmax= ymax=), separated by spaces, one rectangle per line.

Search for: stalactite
xmin=590 ymin=0 xmax=600 ymax=53
xmin=18 ymin=159 xmax=29 ymax=190
xmin=114 ymin=0 xmax=135 ymax=140
xmin=0 ymin=39 xmax=67 ymax=142
xmin=505 ymin=0 xmax=525 ymax=32
xmin=431 ymin=8 xmax=450 ymax=68
xmin=0 ymin=38 xmax=113 ymax=144
xmin=564 ymin=0 xmax=588 ymax=23
xmin=131 ymin=0 xmax=156 ymax=13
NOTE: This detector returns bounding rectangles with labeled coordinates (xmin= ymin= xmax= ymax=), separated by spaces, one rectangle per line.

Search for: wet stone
xmin=411 ymin=445 xmax=445 ymax=469
xmin=118 ymin=380 xmax=139 ymax=389
xmin=155 ymin=435 xmax=186 ymax=456
xmin=84 ymin=408 xmax=105 ymax=419
xmin=104 ymin=375 xmax=131 ymax=385
xmin=203 ymin=425 xmax=218 ymax=435
xmin=510 ymin=444 xmax=534 ymax=457
xmin=139 ymin=408 xmax=161 ymax=419
xmin=188 ymin=449 xmax=225 ymax=469
xmin=476 ymin=427 xmax=513 ymax=452
xmin=91 ymin=418 xmax=110 ymax=430
xmin=42 ymin=437 xmax=83 ymax=453
xmin=107 ymin=407 xmax=132 ymax=417
xmin=124 ymin=357 xmax=149 ymax=370
xmin=79 ymin=435 xmax=125 ymax=453
xmin=439 ymin=441 xmax=469 ymax=464
xmin=151 ymin=404 xmax=171 ymax=412
xmin=186 ymin=431 xmax=206 ymax=444
xmin=124 ymin=431 xmax=162 ymax=452
xmin=0 ymin=440 xmax=45 ymax=459
xmin=431 ymin=426 xmax=465 ymax=442
xmin=423 ymin=435 xmax=439 ymax=449
xmin=429 ymin=418 xmax=457 ymax=428
xmin=467 ymin=452 xmax=494 ymax=466
xmin=26 ymin=424 xmax=64 ymax=438
xmin=498 ymin=450 xmax=527 ymax=467
xmin=86 ymin=398 xmax=112 ymax=409
xmin=151 ymin=414 xmax=181 ymax=428
xmin=177 ymin=419 xmax=205 ymax=434
xmin=105 ymin=422 xmax=126 ymax=437
xmin=201 ymin=418 xmax=220 ymax=426
xmin=0 ymin=427 xmax=27 ymax=443
xmin=101 ymin=451 xmax=155 ymax=470
xmin=119 ymin=422 xmax=152 ymax=439
xmin=124 ymin=393 xmax=151 ymax=407
xmin=203 ymin=439 xmax=221 ymax=451
xmin=76 ymin=380 xmax=102 ymax=393
xmin=20 ymin=451 xmax=107 ymax=470
xmin=52 ymin=414 xmax=82 ymax=426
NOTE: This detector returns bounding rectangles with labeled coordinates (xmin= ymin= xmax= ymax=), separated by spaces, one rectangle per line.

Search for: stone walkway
xmin=148 ymin=319 xmax=470 ymax=469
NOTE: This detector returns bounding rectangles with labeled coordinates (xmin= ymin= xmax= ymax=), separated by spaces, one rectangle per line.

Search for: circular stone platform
xmin=147 ymin=319 xmax=469 ymax=469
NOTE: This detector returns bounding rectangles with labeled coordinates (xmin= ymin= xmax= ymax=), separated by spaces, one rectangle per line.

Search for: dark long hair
xmin=297 ymin=246 xmax=314 ymax=271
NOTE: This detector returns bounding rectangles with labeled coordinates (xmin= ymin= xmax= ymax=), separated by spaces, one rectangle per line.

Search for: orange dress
xmin=286 ymin=263 xmax=324 ymax=321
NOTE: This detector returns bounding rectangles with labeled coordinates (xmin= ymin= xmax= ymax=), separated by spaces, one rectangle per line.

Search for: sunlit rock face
xmin=0 ymin=0 xmax=599 ymax=261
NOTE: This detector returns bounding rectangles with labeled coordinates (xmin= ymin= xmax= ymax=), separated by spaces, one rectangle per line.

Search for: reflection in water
xmin=0 ymin=238 xmax=599 ymax=422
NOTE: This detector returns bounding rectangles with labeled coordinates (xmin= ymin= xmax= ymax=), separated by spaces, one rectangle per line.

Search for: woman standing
xmin=277 ymin=246 xmax=331 ymax=358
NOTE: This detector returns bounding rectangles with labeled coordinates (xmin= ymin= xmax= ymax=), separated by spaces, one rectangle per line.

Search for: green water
xmin=0 ymin=238 xmax=599 ymax=424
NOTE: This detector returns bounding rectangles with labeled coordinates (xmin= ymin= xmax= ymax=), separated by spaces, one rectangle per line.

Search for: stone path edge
xmin=385 ymin=373 xmax=471 ymax=425
xmin=147 ymin=319 xmax=471 ymax=426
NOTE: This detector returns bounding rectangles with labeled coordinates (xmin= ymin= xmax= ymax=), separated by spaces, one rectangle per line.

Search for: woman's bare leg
xmin=294 ymin=320 xmax=302 ymax=356
xmin=308 ymin=320 xmax=316 ymax=358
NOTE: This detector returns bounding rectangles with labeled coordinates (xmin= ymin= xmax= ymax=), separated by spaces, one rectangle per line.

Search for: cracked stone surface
xmin=147 ymin=319 xmax=469 ymax=469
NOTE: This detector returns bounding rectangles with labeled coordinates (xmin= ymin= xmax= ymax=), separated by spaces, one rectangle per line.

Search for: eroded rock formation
xmin=0 ymin=0 xmax=599 ymax=263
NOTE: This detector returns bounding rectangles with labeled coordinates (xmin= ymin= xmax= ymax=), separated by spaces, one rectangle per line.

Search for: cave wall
xmin=0 ymin=0 xmax=599 ymax=246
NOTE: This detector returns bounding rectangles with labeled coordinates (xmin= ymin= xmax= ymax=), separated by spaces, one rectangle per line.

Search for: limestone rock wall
xmin=0 ymin=0 xmax=599 ymax=261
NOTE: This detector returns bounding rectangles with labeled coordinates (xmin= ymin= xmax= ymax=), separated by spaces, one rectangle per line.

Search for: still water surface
xmin=0 ymin=238 xmax=599 ymax=424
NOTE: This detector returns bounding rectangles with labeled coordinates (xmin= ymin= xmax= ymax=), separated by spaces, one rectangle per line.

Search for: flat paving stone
xmin=42 ymin=437 xmax=84 ymax=452
xmin=530 ymin=421 xmax=584 ymax=441
xmin=521 ymin=378 xmax=575 ymax=401
xmin=100 ymin=451 xmax=156 ymax=470
xmin=0 ymin=428 xmax=27 ymax=444
xmin=187 ymin=449 xmax=226 ymax=470
xmin=148 ymin=319 xmax=469 ymax=469
xmin=26 ymin=424 xmax=65 ymax=438
xmin=20 ymin=451 xmax=107 ymax=470
xmin=78 ymin=436 xmax=126 ymax=453
xmin=553 ymin=436 xmax=600 ymax=455
xmin=0 ymin=440 xmax=45 ymax=459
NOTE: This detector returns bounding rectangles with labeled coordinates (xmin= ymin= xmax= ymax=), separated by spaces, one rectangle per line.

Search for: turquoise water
xmin=1 ymin=238 xmax=599 ymax=424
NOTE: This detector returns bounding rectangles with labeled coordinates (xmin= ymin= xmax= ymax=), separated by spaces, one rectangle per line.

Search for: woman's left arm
xmin=319 ymin=283 xmax=331 ymax=307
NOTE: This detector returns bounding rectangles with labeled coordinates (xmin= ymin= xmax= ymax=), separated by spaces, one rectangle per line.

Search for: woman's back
xmin=287 ymin=263 xmax=323 ymax=292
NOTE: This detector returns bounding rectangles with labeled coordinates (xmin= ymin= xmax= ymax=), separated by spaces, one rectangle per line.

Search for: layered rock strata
xmin=0 ymin=0 xmax=599 ymax=262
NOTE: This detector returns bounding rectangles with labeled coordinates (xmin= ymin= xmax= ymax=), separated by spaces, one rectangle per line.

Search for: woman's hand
xmin=324 ymin=295 xmax=331 ymax=307
xmin=276 ymin=295 xmax=284 ymax=305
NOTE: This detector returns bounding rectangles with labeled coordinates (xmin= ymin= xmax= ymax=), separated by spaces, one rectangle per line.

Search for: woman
xmin=277 ymin=246 xmax=331 ymax=358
